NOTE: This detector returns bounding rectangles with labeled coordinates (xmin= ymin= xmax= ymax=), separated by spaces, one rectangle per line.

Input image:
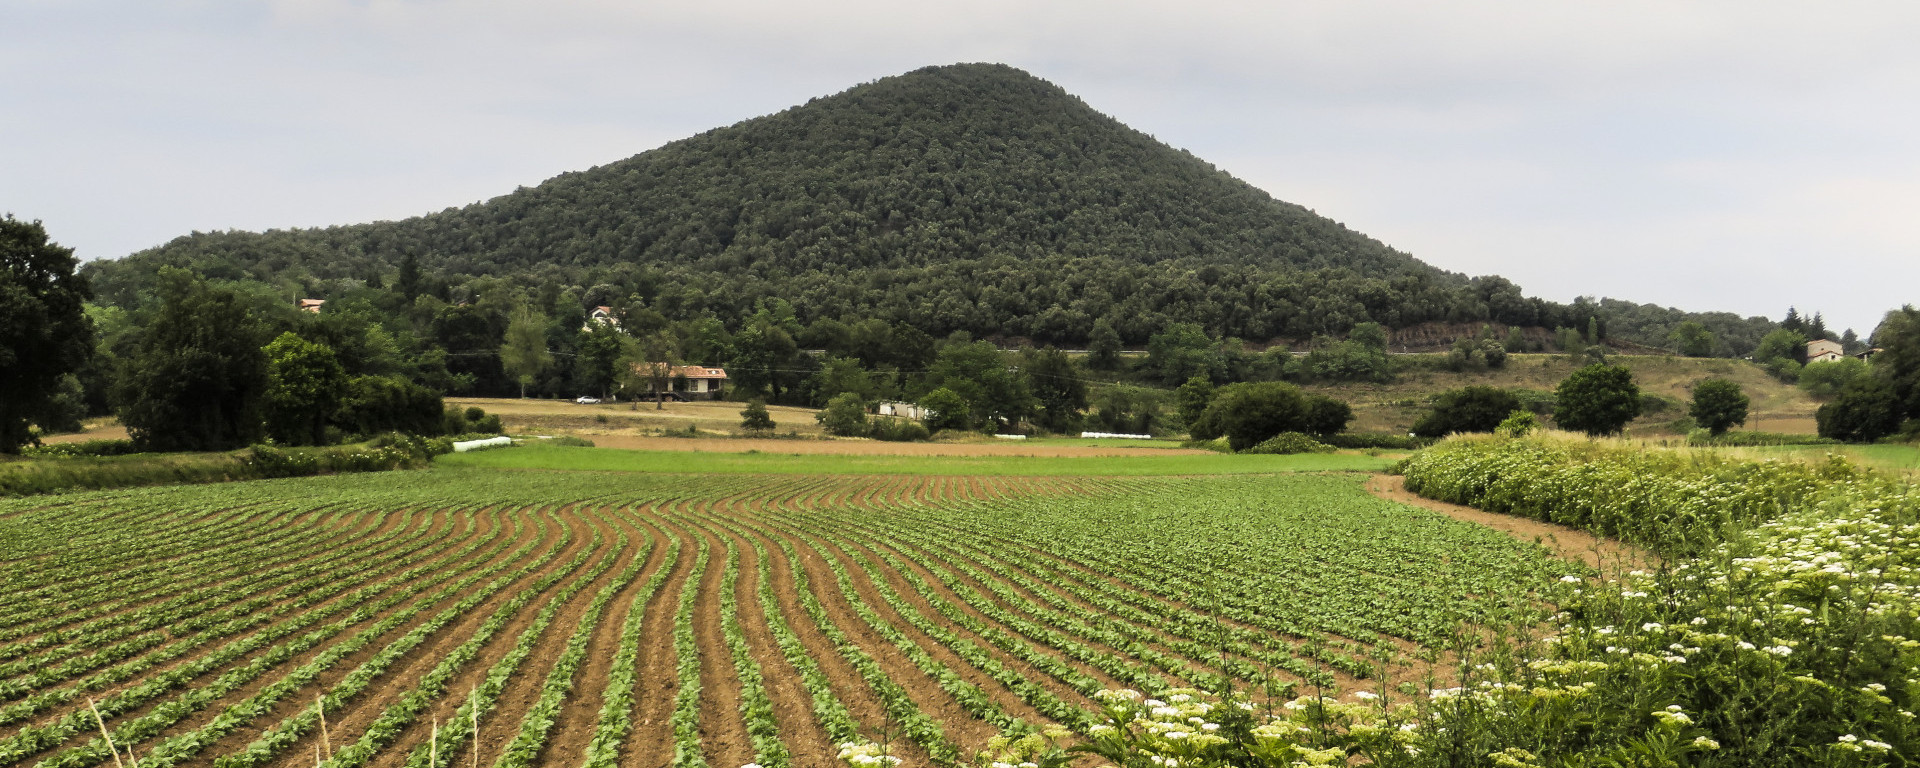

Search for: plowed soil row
xmin=0 ymin=470 xmax=1569 ymax=768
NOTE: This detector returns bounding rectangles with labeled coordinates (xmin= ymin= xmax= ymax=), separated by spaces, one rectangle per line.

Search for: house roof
xmin=633 ymin=363 xmax=728 ymax=379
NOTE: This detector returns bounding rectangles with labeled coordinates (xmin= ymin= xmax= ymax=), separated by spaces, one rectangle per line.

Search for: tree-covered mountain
xmin=89 ymin=62 xmax=1611 ymax=345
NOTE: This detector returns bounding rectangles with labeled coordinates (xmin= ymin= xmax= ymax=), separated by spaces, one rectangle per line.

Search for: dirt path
xmin=1365 ymin=474 xmax=1656 ymax=575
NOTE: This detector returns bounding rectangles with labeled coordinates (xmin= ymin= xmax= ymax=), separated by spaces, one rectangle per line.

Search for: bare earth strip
xmin=1365 ymin=474 xmax=1657 ymax=575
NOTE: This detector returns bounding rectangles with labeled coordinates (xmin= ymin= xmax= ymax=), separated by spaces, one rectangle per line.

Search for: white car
xmin=574 ymin=396 xmax=601 ymax=404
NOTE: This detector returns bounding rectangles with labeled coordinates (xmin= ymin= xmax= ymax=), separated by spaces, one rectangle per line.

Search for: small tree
xmin=498 ymin=305 xmax=551 ymax=398
xmin=1412 ymin=386 xmax=1521 ymax=438
xmin=1689 ymin=378 xmax=1749 ymax=436
xmin=1302 ymin=395 xmax=1353 ymax=437
xmin=918 ymin=387 xmax=971 ymax=433
xmin=262 ymin=332 xmax=348 ymax=446
xmin=816 ymin=392 xmax=869 ymax=437
xmin=1175 ymin=375 xmax=1214 ymax=428
xmin=739 ymin=399 xmax=776 ymax=433
xmin=1087 ymin=318 xmax=1123 ymax=371
xmin=1554 ymin=363 xmax=1641 ymax=436
xmin=1189 ymin=381 xmax=1310 ymax=451
xmin=1669 ymin=321 xmax=1716 ymax=357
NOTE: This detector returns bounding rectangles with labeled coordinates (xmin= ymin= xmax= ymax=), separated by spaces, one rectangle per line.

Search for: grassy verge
xmin=0 ymin=439 xmax=436 ymax=496
xmin=435 ymin=443 xmax=1394 ymax=475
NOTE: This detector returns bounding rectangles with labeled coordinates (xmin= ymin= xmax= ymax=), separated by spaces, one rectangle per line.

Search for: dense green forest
xmin=62 ymin=62 xmax=1832 ymax=414
xmin=88 ymin=63 xmax=1762 ymax=348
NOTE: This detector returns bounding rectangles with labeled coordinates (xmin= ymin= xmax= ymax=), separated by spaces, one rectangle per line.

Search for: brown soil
xmin=1364 ymin=475 xmax=1657 ymax=576
xmin=687 ymin=514 xmax=755 ymax=768
xmin=533 ymin=507 xmax=669 ymax=767
xmin=367 ymin=507 xmax=639 ymax=768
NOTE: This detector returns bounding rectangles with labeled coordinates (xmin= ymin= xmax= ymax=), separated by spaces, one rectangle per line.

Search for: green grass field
xmin=437 ymin=443 xmax=1397 ymax=476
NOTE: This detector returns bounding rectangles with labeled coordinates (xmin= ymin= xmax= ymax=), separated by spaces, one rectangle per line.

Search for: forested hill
xmin=88 ymin=62 xmax=1745 ymax=348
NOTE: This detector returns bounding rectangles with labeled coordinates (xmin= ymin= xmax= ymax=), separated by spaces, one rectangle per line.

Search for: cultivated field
xmin=0 ymin=459 xmax=1574 ymax=768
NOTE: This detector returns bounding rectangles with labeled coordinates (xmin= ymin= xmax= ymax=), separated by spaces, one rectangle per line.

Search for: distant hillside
xmin=90 ymin=63 xmax=1607 ymax=345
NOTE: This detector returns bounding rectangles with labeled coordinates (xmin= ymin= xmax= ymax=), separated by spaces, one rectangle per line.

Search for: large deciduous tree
xmin=1554 ymin=363 xmax=1642 ymax=436
xmin=119 ymin=271 xmax=269 ymax=451
xmin=0 ymin=216 xmax=94 ymax=453
xmin=1022 ymin=347 xmax=1087 ymax=434
xmin=1188 ymin=381 xmax=1312 ymax=451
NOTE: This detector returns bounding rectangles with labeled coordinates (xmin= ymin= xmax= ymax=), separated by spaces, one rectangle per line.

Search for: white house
xmin=1806 ymin=338 xmax=1845 ymax=363
xmin=582 ymin=306 xmax=619 ymax=331
xmin=877 ymin=401 xmax=930 ymax=420
xmin=630 ymin=363 xmax=729 ymax=400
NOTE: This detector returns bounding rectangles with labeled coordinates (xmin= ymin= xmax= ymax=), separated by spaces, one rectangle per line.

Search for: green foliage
xmin=1872 ymin=304 xmax=1920 ymax=419
xmin=1189 ymin=381 xmax=1312 ymax=451
xmin=572 ymin=322 xmax=626 ymax=400
xmin=1023 ymin=347 xmax=1087 ymax=434
xmin=866 ymin=417 xmax=930 ymax=442
xmin=739 ymin=399 xmax=775 ymax=433
xmin=88 ymin=64 xmax=1625 ymax=355
xmin=1240 ymin=432 xmax=1333 ymax=455
xmin=918 ymin=387 xmax=971 ymax=433
xmin=0 ymin=216 xmax=94 ymax=453
xmin=1817 ymin=377 xmax=1903 ymax=442
xmin=1086 ymin=318 xmax=1123 ymax=371
xmin=1174 ymin=375 xmax=1214 ymax=428
xmin=925 ymin=341 xmax=1030 ymax=429
xmin=118 ymin=273 xmax=269 ymax=452
xmin=0 ymin=439 xmax=434 ymax=496
xmin=1688 ymin=378 xmax=1749 ymax=436
xmin=1495 ymin=409 xmax=1538 ymax=437
xmin=1399 ymin=436 xmax=1918 ymax=765
xmin=1798 ymin=356 xmax=1868 ymax=398
xmin=262 ymin=332 xmax=348 ymax=446
xmin=1144 ymin=323 xmax=1219 ymax=384
xmin=1754 ymin=327 xmax=1808 ymax=381
xmin=336 ymin=375 xmax=445 ymax=437
xmin=1089 ymin=384 xmax=1165 ymax=436
xmin=1553 ymin=363 xmax=1641 ymax=436
xmin=807 ymin=356 xmax=887 ymax=407
xmin=1667 ymin=320 xmax=1715 ymax=357
xmin=1297 ymin=336 xmax=1390 ymax=384
xmin=1411 ymin=385 xmax=1520 ymax=438
xmin=815 ymin=392 xmax=869 ymax=437
xmin=1302 ymin=395 xmax=1353 ymax=437
xmin=498 ymin=305 xmax=551 ymax=398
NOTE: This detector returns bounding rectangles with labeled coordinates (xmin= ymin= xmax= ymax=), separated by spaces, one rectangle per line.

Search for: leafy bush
xmin=20 ymin=439 xmax=139 ymax=458
xmin=867 ymin=417 xmax=930 ymax=442
xmin=815 ymin=392 xmax=869 ymax=436
xmin=1319 ymin=433 xmax=1430 ymax=450
xmin=1411 ymin=386 xmax=1519 ymax=438
xmin=1240 ymin=432 xmax=1333 ymax=454
xmin=1396 ymin=435 xmax=1920 ymax=766
xmin=1687 ymin=431 xmax=1839 ymax=447
xmin=549 ymin=435 xmax=596 ymax=447
xmin=1553 ymin=363 xmax=1641 ymax=436
xmin=1494 ymin=409 xmax=1538 ymax=437
xmin=1687 ymin=378 xmax=1749 ymax=436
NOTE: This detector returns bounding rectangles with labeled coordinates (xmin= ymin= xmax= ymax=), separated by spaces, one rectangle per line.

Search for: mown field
xmin=0 ymin=458 xmax=1573 ymax=768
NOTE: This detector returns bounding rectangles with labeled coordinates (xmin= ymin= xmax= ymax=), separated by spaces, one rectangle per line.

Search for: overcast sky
xmin=7 ymin=1 xmax=1918 ymax=336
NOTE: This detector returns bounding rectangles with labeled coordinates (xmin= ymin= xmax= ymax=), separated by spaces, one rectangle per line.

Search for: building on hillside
xmin=296 ymin=298 xmax=325 ymax=313
xmin=582 ymin=306 xmax=618 ymax=331
xmin=1806 ymin=338 xmax=1845 ymax=364
xmin=877 ymin=401 xmax=930 ymax=421
xmin=629 ymin=363 xmax=729 ymax=400
xmin=1858 ymin=347 xmax=1884 ymax=361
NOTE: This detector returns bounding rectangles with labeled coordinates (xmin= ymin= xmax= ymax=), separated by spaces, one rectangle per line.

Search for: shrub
xmin=1188 ymin=381 xmax=1313 ymax=451
xmin=815 ymin=392 xmax=869 ymax=437
xmin=867 ymin=417 xmax=930 ymax=442
xmin=1320 ymin=433 xmax=1431 ymax=450
xmin=21 ymin=439 xmax=139 ymax=458
xmin=1411 ymin=386 xmax=1519 ymax=438
xmin=1494 ymin=409 xmax=1538 ymax=437
xmin=1240 ymin=432 xmax=1333 ymax=454
xmin=739 ymin=399 xmax=776 ymax=433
